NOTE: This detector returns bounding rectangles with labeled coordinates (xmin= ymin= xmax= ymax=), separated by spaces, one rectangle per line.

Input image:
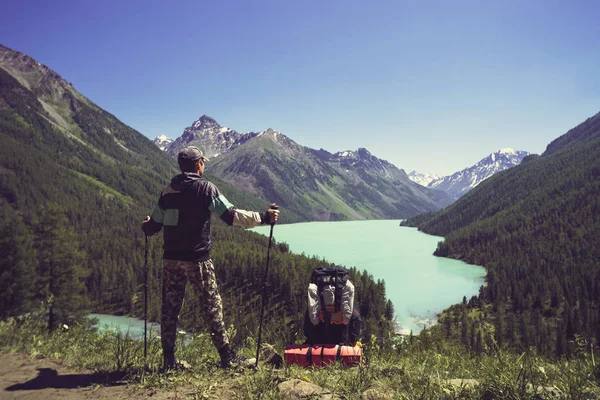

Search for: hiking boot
xmin=219 ymin=346 xmax=256 ymax=369
xmin=163 ymin=348 xmax=176 ymax=371
xmin=162 ymin=349 xmax=191 ymax=372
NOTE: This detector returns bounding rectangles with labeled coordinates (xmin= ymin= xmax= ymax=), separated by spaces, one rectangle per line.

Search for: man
xmin=140 ymin=146 xmax=279 ymax=370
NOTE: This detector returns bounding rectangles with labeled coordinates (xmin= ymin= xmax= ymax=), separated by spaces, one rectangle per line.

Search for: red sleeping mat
xmin=284 ymin=344 xmax=362 ymax=367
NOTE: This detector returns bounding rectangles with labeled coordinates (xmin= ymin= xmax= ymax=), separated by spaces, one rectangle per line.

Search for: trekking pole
xmin=255 ymin=204 xmax=278 ymax=369
xmin=144 ymin=234 xmax=149 ymax=360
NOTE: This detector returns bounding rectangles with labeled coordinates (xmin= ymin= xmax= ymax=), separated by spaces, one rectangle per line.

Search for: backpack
xmin=308 ymin=266 xmax=354 ymax=325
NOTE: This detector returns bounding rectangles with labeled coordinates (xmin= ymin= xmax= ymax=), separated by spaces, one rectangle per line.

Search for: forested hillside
xmin=0 ymin=46 xmax=393 ymax=345
xmin=402 ymin=111 xmax=600 ymax=357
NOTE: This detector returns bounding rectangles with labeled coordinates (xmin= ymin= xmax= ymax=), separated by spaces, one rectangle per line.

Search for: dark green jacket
xmin=143 ymin=173 xmax=268 ymax=261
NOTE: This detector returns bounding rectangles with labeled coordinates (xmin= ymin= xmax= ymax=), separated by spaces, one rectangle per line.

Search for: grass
xmin=1 ymin=313 xmax=599 ymax=399
xmin=69 ymin=169 xmax=135 ymax=204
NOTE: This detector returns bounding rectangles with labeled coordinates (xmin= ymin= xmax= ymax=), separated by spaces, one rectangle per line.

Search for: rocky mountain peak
xmin=357 ymin=148 xmax=372 ymax=157
xmin=478 ymin=148 xmax=529 ymax=169
xmin=333 ymin=148 xmax=392 ymax=169
xmin=165 ymin=115 xmax=242 ymax=159
xmin=332 ymin=148 xmax=376 ymax=162
xmin=425 ymin=148 xmax=530 ymax=198
xmin=192 ymin=114 xmax=219 ymax=129
xmin=0 ymin=44 xmax=77 ymax=108
xmin=499 ymin=147 xmax=517 ymax=155
xmin=328 ymin=148 xmax=406 ymax=179
xmin=253 ymin=128 xmax=302 ymax=151
xmin=0 ymin=44 xmax=75 ymax=92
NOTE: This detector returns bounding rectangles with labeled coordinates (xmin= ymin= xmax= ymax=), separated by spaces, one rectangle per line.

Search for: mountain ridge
xmin=408 ymin=148 xmax=530 ymax=199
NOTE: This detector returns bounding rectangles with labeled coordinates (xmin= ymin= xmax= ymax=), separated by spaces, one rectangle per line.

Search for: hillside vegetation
xmin=402 ymin=111 xmax=600 ymax=358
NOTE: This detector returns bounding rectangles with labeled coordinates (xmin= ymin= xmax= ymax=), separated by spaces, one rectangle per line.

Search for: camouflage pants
xmin=161 ymin=259 xmax=228 ymax=353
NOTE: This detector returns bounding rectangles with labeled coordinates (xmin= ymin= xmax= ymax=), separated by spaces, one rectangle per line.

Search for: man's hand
xmin=140 ymin=216 xmax=150 ymax=232
xmin=267 ymin=204 xmax=279 ymax=224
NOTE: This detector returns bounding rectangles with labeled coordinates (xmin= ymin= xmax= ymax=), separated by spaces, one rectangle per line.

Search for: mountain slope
xmin=402 ymin=112 xmax=600 ymax=356
xmin=0 ymin=44 xmax=178 ymax=315
xmin=544 ymin=110 xmax=600 ymax=155
xmin=163 ymin=116 xmax=453 ymax=220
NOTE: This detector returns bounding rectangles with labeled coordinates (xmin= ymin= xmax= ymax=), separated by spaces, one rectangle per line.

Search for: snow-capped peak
xmin=407 ymin=171 xmax=441 ymax=187
xmin=427 ymin=148 xmax=530 ymax=199
xmin=153 ymin=135 xmax=174 ymax=151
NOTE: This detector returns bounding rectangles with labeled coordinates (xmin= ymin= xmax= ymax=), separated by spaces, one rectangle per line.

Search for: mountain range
xmin=409 ymin=148 xmax=530 ymax=199
xmin=156 ymin=115 xmax=454 ymax=220
xmin=156 ymin=117 xmax=529 ymax=212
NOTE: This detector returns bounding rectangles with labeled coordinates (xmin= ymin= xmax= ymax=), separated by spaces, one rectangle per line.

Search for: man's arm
xmin=140 ymin=203 xmax=165 ymax=236
xmin=209 ymin=192 xmax=279 ymax=228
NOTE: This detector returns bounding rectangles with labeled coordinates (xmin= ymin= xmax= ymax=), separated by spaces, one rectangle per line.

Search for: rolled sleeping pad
xmin=284 ymin=344 xmax=362 ymax=367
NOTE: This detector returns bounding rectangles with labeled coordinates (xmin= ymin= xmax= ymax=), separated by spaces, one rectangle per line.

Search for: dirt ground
xmin=0 ymin=352 xmax=201 ymax=399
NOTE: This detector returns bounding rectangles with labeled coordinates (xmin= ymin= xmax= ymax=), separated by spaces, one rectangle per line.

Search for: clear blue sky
xmin=2 ymin=0 xmax=599 ymax=175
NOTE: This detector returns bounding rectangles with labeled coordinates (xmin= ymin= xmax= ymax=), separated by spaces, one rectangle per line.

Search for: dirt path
xmin=0 ymin=352 xmax=194 ymax=399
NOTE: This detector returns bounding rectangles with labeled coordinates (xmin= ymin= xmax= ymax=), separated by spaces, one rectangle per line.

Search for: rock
xmin=536 ymin=385 xmax=561 ymax=397
xmin=260 ymin=343 xmax=283 ymax=369
xmin=361 ymin=387 xmax=395 ymax=400
xmin=278 ymin=379 xmax=338 ymax=399
xmin=447 ymin=378 xmax=479 ymax=388
xmin=179 ymin=360 xmax=192 ymax=370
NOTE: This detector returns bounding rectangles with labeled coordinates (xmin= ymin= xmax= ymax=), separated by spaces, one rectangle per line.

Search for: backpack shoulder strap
xmin=333 ymin=267 xmax=349 ymax=312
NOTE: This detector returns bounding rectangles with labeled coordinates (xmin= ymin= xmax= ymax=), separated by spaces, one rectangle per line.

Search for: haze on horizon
xmin=1 ymin=0 xmax=598 ymax=176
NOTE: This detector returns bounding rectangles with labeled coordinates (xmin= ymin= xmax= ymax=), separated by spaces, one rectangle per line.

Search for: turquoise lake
xmin=89 ymin=313 xmax=160 ymax=338
xmin=91 ymin=220 xmax=486 ymax=336
xmin=251 ymin=220 xmax=486 ymax=333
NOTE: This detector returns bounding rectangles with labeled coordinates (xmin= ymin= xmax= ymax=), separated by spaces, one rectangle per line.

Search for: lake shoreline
xmin=251 ymin=220 xmax=486 ymax=333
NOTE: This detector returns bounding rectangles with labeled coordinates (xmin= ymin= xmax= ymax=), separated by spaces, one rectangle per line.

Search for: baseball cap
xmin=177 ymin=146 xmax=209 ymax=163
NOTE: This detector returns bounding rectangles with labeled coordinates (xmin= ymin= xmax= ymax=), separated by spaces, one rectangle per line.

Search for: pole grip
xmin=269 ymin=204 xmax=279 ymax=227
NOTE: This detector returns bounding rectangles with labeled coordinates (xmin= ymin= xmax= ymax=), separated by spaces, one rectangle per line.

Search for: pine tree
xmin=0 ymin=200 xmax=36 ymax=318
xmin=34 ymin=203 xmax=89 ymax=331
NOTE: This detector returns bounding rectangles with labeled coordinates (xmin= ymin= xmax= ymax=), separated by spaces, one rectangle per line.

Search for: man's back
xmin=147 ymin=172 xmax=216 ymax=261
